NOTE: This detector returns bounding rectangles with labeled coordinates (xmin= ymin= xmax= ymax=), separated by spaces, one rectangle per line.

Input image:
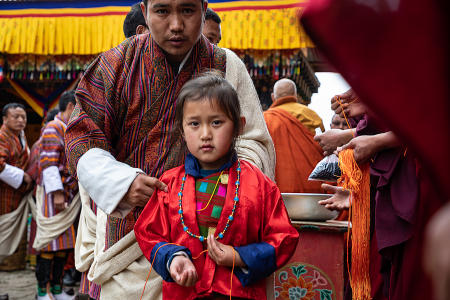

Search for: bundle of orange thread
xmin=338 ymin=149 xmax=371 ymax=300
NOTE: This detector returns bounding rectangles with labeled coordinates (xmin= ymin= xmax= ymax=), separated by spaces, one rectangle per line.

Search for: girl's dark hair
xmin=175 ymin=71 xmax=242 ymax=141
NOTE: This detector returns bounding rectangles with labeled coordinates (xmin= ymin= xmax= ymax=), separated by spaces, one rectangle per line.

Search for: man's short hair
xmin=45 ymin=108 xmax=59 ymax=124
xmin=59 ymin=90 xmax=76 ymax=112
xmin=205 ymin=8 xmax=221 ymax=24
xmin=2 ymin=103 xmax=25 ymax=117
xmin=124 ymin=3 xmax=148 ymax=38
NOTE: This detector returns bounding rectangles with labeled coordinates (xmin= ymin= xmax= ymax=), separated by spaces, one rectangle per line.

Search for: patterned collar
xmin=55 ymin=112 xmax=70 ymax=126
xmin=184 ymin=151 xmax=237 ymax=178
xmin=0 ymin=124 xmax=27 ymax=152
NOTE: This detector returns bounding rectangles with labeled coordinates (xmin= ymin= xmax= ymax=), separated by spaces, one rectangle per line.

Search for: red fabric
xmin=369 ymin=232 xmax=387 ymax=300
xmin=386 ymin=169 xmax=442 ymax=300
xmin=64 ymin=250 xmax=75 ymax=270
xmin=134 ymin=160 xmax=299 ymax=300
xmin=263 ymin=107 xmax=324 ymax=193
xmin=301 ymin=0 xmax=450 ymax=197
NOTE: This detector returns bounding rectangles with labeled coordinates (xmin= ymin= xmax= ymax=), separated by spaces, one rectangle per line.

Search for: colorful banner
xmin=0 ymin=0 xmax=313 ymax=55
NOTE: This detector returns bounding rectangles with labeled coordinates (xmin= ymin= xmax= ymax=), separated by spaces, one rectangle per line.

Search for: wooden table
xmin=267 ymin=220 xmax=349 ymax=300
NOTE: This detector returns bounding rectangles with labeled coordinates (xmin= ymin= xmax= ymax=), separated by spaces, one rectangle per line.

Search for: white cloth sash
xmin=33 ymin=185 xmax=81 ymax=250
xmin=0 ymin=191 xmax=34 ymax=263
xmin=75 ymin=184 xmax=97 ymax=272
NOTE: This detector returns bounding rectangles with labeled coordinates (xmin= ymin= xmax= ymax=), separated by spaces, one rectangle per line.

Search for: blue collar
xmin=184 ymin=152 xmax=237 ymax=178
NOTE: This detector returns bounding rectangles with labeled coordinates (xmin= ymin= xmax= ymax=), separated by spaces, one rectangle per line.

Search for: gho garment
xmin=134 ymin=159 xmax=299 ymax=300
xmin=34 ymin=112 xmax=79 ymax=251
xmin=0 ymin=124 xmax=29 ymax=214
xmin=0 ymin=124 xmax=30 ymax=263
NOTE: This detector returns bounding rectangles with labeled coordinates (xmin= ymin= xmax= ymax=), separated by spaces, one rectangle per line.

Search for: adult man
xmin=65 ymin=0 xmax=274 ymax=298
xmin=203 ymin=8 xmax=221 ymax=45
xmin=330 ymin=113 xmax=348 ymax=130
xmin=34 ymin=91 xmax=79 ymax=300
xmin=263 ymin=78 xmax=323 ymax=193
xmin=0 ymin=103 xmax=32 ymax=272
xmin=123 ymin=2 xmax=149 ymax=38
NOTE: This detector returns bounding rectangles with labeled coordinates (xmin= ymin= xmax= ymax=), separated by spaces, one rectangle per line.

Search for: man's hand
xmin=337 ymin=135 xmax=381 ymax=165
xmin=123 ymin=174 xmax=168 ymax=208
xmin=318 ymin=184 xmax=350 ymax=211
xmin=22 ymin=172 xmax=33 ymax=191
xmin=331 ymin=89 xmax=367 ymax=118
xmin=52 ymin=190 xmax=66 ymax=212
xmin=207 ymin=234 xmax=245 ymax=267
xmin=314 ymin=129 xmax=355 ymax=156
xmin=169 ymin=255 xmax=198 ymax=287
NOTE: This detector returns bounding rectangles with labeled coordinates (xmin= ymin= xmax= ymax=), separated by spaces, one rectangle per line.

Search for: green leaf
xmin=291 ymin=265 xmax=307 ymax=279
xmin=318 ymin=289 xmax=332 ymax=300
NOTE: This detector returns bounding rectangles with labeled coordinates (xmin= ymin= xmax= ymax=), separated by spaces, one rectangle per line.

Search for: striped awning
xmin=0 ymin=0 xmax=313 ymax=55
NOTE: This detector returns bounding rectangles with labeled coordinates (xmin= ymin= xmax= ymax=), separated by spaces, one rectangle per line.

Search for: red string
xmin=139 ymin=243 xmax=237 ymax=300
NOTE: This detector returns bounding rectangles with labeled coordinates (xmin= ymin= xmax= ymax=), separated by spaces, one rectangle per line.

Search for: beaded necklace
xmin=178 ymin=160 xmax=241 ymax=242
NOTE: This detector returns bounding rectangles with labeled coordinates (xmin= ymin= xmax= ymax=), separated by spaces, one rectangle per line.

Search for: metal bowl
xmin=281 ymin=193 xmax=339 ymax=221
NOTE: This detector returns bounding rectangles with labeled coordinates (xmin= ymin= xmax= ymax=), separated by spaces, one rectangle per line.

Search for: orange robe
xmin=264 ymin=102 xmax=324 ymax=193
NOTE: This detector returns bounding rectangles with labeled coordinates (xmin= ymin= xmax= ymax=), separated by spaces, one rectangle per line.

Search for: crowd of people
xmin=0 ymin=1 xmax=448 ymax=300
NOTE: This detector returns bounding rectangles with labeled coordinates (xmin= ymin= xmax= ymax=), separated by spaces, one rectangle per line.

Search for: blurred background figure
xmin=203 ymin=8 xmax=222 ymax=45
xmin=123 ymin=2 xmax=148 ymax=38
xmin=263 ymin=78 xmax=324 ymax=193
xmin=0 ymin=103 xmax=32 ymax=300
xmin=34 ymin=91 xmax=79 ymax=300
xmin=330 ymin=113 xmax=348 ymax=130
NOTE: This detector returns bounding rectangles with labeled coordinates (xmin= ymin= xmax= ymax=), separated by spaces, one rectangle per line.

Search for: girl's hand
xmin=318 ymin=184 xmax=350 ymax=211
xmin=169 ymin=255 xmax=198 ymax=287
xmin=207 ymin=234 xmax=246 ymax=267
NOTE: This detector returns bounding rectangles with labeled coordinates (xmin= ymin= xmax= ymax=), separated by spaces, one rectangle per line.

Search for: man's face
xmin=142 ymin=0 xmax=207 ymax=63
xmin=203 ymin=19 xmax=221 ymax=45
xmin=2 ymin=107 xmax=27 ymax=134
xmin=330 ymin=114 xmax=348 ymax=130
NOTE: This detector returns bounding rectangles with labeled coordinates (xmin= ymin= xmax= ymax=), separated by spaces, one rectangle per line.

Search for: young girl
xmin=134 ymin=73 xmax=299 ymax=299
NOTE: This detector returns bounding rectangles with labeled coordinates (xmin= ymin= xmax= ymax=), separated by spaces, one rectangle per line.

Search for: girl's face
xmin=182 ymin=98 xmax=235 ymax=170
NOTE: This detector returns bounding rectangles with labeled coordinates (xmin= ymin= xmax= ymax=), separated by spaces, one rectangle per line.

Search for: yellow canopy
xmin=0 ymin=0 xmax=313 ymax=55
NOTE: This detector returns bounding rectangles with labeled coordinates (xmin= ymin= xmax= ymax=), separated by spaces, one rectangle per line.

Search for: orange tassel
xmin=338 ymin=149 xmax=371 ymax=300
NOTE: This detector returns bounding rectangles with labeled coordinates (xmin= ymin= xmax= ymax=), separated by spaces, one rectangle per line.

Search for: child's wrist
xmin=234 ymin=250 xmax=246 ymax=268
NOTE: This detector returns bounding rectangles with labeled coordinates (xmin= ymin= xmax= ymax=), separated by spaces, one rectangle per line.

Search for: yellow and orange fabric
xmin=0 ymin=0 xmax=313 ymax=55
xmin=264 ymin=106 xmax=324 ymax=193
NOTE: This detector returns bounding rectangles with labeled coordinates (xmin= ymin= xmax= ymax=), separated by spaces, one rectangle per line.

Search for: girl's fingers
xmin=187 ymin=269 xmax=198 ymax=286
xmin=208 ymin=236 xmax=222 ymax=260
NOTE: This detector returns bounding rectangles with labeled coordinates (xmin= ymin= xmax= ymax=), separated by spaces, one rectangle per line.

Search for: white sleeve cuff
xmin=77 ymin=148 xmax=144 ymax=216
xmin=42 ymin=165 xmax=63 ymax=194
xmin=0 ymin=163 xmax=24 ymax=189
xmin=167 ymin=251 xmax=190 ymax=272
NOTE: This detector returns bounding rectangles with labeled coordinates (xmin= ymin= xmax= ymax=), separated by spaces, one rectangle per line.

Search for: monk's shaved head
xmin=273 ymin=78 xmax=297 ymax=100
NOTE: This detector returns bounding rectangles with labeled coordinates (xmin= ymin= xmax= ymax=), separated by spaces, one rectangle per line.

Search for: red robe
xmin=134 ymin=160 xmax=299 ymax=300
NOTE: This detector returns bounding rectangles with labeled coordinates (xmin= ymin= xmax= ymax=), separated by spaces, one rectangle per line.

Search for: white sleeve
xmin=42 ymin=165 xmax=63 ymax=194
xmin=0 ymin=163 xmax=24 ymax=189
xmin=224 ymin=48 xmax=276 ymax=180
xmin=76 ymin=148 xmax=144 ymax=217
